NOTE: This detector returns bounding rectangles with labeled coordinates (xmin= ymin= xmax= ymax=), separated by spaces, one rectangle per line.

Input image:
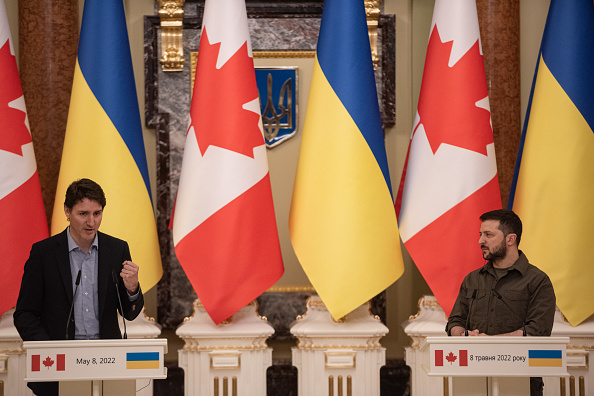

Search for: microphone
xmin=492 ymin=289 xmax=526 ymax=336
xmin=112 ymin=269 xmax=127 ymax=339
xmin=65 ymin=270 xmax=82 ymax=339
xmin=465 ymin=289 xmax=478 ymax=336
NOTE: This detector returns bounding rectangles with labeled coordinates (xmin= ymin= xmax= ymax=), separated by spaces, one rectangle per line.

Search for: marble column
xmin=477 ymin=0 xmax=521 ymax=208
xmin=19 ymin=0 xmax=79 ymax=223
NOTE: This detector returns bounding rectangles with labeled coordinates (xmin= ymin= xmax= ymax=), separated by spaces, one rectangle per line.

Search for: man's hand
xmin=498 ymin=329 xmax=524 ymax=337
xmin=453 ymin=328 xmax=523 ymax=337
xmin=450 ymin=326 xmax=467 ymax=336
xmin=121 ymin=260 xmax=139 ymax=294
xmin=451 ymin=326 xmax=482 ymax=336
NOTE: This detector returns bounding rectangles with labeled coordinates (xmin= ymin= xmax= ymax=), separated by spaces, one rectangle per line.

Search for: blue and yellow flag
xmin=51 ymin=0 xmax=162 ymax=290
xmin=289 ymin=0 xmax=404 ymax=319
xmin=509 ymin=0 xmax=594 ymax=326
xmin=528 ymin=350 xmax=563 ymax=368
xmin=126 ymin=352 xmax=160 ymax=369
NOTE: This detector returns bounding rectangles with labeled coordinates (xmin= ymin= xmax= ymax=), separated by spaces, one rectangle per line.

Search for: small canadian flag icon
xmin=435 ymin=350 xmax=468 ymax=367
xmin=31 ymin=354 xmax=66 ymax=371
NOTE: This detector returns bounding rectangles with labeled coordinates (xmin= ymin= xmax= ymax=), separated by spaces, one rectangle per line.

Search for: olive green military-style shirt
xmin=446 ymin=251 xmax=556 ymax=336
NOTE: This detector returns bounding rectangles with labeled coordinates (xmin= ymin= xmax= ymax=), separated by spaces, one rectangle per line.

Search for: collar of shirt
xmin=480 ymin=250 xmax=530 ymax=277
xmin=66 ymin=227 xmax=99 ymax=253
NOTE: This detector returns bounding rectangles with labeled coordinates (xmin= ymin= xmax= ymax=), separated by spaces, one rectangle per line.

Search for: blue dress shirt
xmin=66 ymin=228 xmax=100 ymax=339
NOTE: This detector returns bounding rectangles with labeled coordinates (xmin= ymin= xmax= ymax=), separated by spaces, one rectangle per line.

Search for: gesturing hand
xmin=121 ymin=260 xmax=139 ymax=294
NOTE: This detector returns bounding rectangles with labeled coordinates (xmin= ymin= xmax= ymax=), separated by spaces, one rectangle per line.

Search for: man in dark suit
xmin=14 ymin=178 xmax=144 ymax=396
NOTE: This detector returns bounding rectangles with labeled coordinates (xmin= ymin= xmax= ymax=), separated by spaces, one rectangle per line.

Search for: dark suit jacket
xmin=14 ymin=228 xmax=144 ymax=341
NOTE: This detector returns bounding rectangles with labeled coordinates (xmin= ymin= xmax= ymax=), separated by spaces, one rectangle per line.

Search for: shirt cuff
xmin=127 ymin=288 xmax=140 ymax=301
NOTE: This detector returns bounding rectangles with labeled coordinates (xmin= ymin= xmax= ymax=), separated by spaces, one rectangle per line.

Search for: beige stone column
xmin=19 ymin=0 xmax=78 ymax=223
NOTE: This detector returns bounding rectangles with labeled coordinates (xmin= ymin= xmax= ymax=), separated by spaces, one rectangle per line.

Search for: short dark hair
xmin=479 ymin=209 xmax=522 ymax=246
xmin=64 ymin=178 xmax=106 ymax=209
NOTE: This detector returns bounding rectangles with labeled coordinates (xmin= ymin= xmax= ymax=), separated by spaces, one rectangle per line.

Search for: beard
xmin=482 ymin=239 xmax=507 ymax=262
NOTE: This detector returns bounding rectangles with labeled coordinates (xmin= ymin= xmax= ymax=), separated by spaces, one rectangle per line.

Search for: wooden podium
xmin=423 ymin=337 xmax=569 ymax=396
xmin=23 ymin=339 xmax=167 ymax=396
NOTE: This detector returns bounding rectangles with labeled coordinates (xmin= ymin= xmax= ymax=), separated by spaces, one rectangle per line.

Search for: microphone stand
xmin=465 ymin=289 xmax=477 ymax=336
xmin=492 ymin=288 xmax=527 ymax=336
xmin=112 ymin=269 xmax=128 ymax=339
xmin=65 ymin=270 xmax=82 ymax=339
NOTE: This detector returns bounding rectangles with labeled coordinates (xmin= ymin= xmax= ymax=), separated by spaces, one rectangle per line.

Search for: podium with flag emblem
xmin=23 ymin=339 xmax=167 ymax=396
xmin=423 ymin=336 xmax=569 ymax=396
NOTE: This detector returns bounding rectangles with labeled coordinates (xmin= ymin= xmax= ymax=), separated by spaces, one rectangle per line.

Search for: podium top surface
xmin=425 ymin=336 xmax=569 ymax=346
xmin=23 ymin=338 xmax=167 ymax=350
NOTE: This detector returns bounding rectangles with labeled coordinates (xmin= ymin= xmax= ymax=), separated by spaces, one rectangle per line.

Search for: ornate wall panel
xmin=145 ymin=1 xmax=395 ymax=335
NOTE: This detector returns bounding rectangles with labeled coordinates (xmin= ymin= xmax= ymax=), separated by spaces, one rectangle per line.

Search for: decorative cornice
xmin=295 ymin=337 xmax=385 ymax=351
xmin=159 ymin=0 xmax=185 ymax=71
xmin=408 ymin=296 xmax=442 ymax=321
xmin=181 ymin=338 xmax=270 ymax=351
xmin=253 ymin=51 xmax=316 ymax=59
xmin=365 ymin=0 xmax=380 ymax=68
xmin=568 ymin=343 xmax=594 ymax=350
xmin=182 ymin=299 xmax=268 ymax=325
xmin=0 ymin=342 xmax=24 ymax=354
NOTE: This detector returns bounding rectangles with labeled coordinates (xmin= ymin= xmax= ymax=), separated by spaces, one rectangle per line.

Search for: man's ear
xmin=507 ymin=233 xmax=517 ymax=245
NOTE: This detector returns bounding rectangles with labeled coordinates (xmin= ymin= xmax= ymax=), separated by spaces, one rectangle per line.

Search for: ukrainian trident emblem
xmin=255 ymin=67 xmax=298 ymax=147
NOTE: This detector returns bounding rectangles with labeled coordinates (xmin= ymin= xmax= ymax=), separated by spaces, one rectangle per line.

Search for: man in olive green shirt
xmin=446 ymin=209 xmax=556 ymax=395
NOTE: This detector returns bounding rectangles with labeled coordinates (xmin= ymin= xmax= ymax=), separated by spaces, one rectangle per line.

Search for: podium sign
xmin=23 ymin=339 xmax=167 ymax=382
xmin=424 ymin=336 xmax=569 ymax=377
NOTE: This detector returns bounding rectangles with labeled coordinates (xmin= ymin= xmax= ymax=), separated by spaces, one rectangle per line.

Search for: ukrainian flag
xmin=528 ymin=350 xmax=563 ymax=368
xmin=51 ymin=0 xmax=162 ymax=290
xmin=126 ymin=352 xmax=160 ymax=369
xmin=289 ymin=0 xmax=404 ymax=319
xmin=509 ymin=0 xmax=594 ymax=325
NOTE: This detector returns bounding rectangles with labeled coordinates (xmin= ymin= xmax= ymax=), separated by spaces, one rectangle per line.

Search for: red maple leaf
xmin=417 ymin=26 xmax=493 ymax=155
xmin=0 ymin=39 xmax=31 ymax=156
xmin=445 ymin=351 xmax=458 ymax=364
xmin=42 ymin=356 xmax=54 ymax=369
xmin=190 ymin=28 xmax=264 ymax=158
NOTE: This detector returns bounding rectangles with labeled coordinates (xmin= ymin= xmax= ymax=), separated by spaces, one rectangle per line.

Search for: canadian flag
xmin=396 ymin=0 xmax=501 ymax=316
xmin=31 ymin=354 xmax=66 ymax=372
xmin=171 ymin=0 xmax=284 ymax=324
xmin=435 ymin=349 xmax=468 ymax=367
xmin=0 ymin=0 xmax=48 ymax=316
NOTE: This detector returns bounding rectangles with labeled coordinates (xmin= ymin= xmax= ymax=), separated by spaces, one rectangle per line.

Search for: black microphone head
xmin=471 ymin=289 xmax=477 ymax=298
xmin=75 ymin=269 xmax=82 ymax=285
xmin=111 ymin=268 xmax=118 ymax=284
